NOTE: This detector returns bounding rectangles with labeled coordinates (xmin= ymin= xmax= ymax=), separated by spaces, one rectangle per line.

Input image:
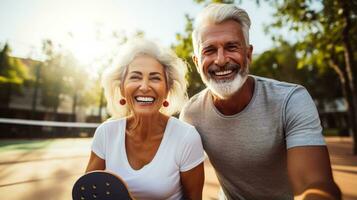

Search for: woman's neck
xmin=126 ymin=113 xmax=169 ymax=141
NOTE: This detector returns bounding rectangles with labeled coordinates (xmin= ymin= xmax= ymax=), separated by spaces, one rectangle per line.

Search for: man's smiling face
xmin=194 ymin=20 xmax=252 ymax=99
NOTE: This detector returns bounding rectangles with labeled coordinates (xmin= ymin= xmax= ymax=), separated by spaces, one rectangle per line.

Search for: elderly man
xmin=180 ymin=3 xmax=341 ymax=200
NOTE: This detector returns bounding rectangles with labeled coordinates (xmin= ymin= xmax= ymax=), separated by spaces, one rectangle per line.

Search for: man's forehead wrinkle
xmin=200 ymin=29 xmax=242 ymax=46
xmin=200 ymin=34 xmax=241 ymax=50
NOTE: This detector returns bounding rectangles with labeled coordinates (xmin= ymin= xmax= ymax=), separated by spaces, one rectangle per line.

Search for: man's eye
xmin=203 ymin=48 xmax=215 ymax=54
xmin=227 ymin=45 xmax=238 ymax=50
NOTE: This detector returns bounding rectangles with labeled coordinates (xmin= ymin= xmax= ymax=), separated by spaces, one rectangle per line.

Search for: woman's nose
xmin=139 ymin=80 xmax=150 ymax=92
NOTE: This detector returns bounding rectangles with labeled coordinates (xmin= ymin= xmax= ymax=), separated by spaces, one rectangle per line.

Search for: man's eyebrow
xmin=202 ymin=44 xmax=215 ymax=50
xmin=226 ymin=41 xmax=243 ymax=46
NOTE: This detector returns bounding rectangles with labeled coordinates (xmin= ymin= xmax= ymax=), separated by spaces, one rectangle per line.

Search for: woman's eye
xmin=151 ymin=77 xmax=161 ymax=81
xmin=129 ymin=76 xmax=140 ymax=80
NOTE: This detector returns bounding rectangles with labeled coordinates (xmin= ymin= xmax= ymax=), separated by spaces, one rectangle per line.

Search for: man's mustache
xmin=207 ymin=62 xmax=241 ymax=74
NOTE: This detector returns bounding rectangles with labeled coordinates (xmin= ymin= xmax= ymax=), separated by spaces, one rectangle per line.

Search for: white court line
xmin=0 ymin=118 xmax=100 ymax=128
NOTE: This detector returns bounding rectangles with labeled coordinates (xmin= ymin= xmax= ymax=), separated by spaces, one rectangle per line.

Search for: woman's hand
xmin=180 ymin=163 xmax=205 ymax=200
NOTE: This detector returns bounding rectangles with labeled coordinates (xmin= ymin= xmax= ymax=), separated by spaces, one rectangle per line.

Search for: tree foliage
xmin=0 ymin=43 xmax=28 ymax=85
xmin=251 ymin=40 xmax=341 ymax=109
xmin=0 ymin=43 xmax=28 ymax=107
xmin=173 ymin=15 xmax=205 ymax=97
xmin=264 ymin=0 xmax=357 ymax=153
xmin=194 ymin=0 xmax=235 ymax=5
xmin=39 ymin=40 xmax=93 ymax=116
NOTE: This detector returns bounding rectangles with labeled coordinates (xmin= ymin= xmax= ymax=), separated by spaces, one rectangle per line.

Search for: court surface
xmin=0 ymin=137 xmax=356 ymax=200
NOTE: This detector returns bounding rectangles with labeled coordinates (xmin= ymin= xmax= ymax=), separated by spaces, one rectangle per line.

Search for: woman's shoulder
xmin=96 ymin=117 xmax=126 ymax=131
xmin=167 ymin=117 xmax=200 ymax=140
xmin=168 ymin=118 xmax=204 ymax=163
xmin=168 ymin=117 xmax=195 ymax=131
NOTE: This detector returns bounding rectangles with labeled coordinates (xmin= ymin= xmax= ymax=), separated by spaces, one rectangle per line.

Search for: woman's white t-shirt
xmin=91 ymin=117 xmax=205 ymax=200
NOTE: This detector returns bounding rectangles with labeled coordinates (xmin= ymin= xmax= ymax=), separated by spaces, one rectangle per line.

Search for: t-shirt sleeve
xmin=284 ymin=86 xmax=326 ymax=149
xmin=178 ymin=127 xmax=205 ymax=172
xmin=179 ymin=104 xmax=191 ymax=124
xmin=91 ymin=124 xmax=106 ymax=159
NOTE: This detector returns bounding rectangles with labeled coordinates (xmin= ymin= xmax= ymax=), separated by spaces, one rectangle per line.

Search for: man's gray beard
xmin=202 ymin=70 xmax=248 ymax=99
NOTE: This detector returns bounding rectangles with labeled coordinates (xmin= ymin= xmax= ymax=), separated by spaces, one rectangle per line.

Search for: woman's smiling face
xmin=122 ymin=55 xmax=168 ymax=116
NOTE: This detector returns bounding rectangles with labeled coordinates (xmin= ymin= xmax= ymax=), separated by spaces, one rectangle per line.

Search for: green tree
xmin=0 ymin=43 xmax=28 ymax=108
xmin=251 ymin=40 xmax=341 ymax=109
xmin=265 ymin=0 xmax=357 ymax=153
xmin=194 ymin=0 xmax=235 ymax=5
xmin=61 ymin=52 xmax=88 ymax=120
xmin=173 ymin=15 xmax=205 ymax=97
xmin=40 ymin=40 xmax=92 ymax=119
xmin=40 ymin=40 xmax=67 ymax=116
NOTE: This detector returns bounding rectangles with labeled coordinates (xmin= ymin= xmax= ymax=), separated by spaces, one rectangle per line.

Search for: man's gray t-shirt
xmin=180 ymin=76 xmax=325 ymax=200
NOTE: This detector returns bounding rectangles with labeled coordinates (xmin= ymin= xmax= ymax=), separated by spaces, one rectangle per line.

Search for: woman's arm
xmin=180 ymin=163 xmax=205 ymax=200
xmin=85 ymin=151 xmax=105 ymax=173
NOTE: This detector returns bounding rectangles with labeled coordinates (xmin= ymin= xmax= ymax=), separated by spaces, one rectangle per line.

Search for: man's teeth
xmin=215 ymin=70 xmax=233 ymax=76
xmin=135 ymin=96 xmax=154 ymax=103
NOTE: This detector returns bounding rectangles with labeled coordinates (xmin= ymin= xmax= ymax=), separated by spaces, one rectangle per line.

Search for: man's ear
xmin=247 ymin=45 xmax=253 ymax=64
xmin=192 ymin=55 xmax=201 ymax=73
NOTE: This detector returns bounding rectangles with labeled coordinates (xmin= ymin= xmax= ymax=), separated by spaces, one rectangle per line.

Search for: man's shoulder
xmin=254 ymin=75 xmax=303 ymax=96
xmin=255 ymin=75 xmax=299 ymax=88
xmin=182 ymin=89 xmax=208 ymax=113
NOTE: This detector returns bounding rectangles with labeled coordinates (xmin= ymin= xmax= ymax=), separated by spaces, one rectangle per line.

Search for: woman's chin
xmin=132 ymin=109 xmax=160 ymax=117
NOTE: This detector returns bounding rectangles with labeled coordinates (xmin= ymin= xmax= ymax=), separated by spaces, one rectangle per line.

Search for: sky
xmin=0 ymin=0 xmax=276 ymax=66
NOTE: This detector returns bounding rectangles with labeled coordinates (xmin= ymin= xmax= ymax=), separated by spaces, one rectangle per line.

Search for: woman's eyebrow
xmin=149 ymin=72 xmax=163 ymax=76
xmin=129 ymin=71 xmax=142 ymax=75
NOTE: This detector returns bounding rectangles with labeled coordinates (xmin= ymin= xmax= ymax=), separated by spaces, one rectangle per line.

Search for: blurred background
xmin=0 ymin=0 xmax=356 ymax=199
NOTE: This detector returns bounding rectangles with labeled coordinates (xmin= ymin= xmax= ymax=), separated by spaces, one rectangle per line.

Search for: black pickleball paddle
xmin=72 ymin=170 xmax=135 ymax=200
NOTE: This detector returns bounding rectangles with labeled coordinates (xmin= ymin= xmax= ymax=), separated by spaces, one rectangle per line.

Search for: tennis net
xmin=0 ymin=118 xmax=100 ymax=138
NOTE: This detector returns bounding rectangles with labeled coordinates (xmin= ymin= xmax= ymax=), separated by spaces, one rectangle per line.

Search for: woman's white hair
xmin=101 ymin=38 xmax=188 ymax=119
xmin=192 ymin=3 xmax=251 ymax=55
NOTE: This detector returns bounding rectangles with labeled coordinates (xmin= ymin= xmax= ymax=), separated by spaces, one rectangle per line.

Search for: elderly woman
xmin=85 ymin=39 xmax=205 ymax=200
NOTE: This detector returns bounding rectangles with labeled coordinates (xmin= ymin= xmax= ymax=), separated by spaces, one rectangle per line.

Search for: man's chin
xmin=209 ymin=84 xmax=236 ymax=99
xmin=205 ymin=74 xmax=248 ymax=99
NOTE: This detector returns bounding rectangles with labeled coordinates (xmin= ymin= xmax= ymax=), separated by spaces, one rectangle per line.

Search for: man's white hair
xmin=101 ymin=38 xmax=188 ymax=119
xmin=192 ymin=3 xmax=251 ymax=55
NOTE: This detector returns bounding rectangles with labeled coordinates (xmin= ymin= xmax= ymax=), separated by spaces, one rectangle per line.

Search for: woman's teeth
xmin=135 ymin=96 xmax=155 ymax=103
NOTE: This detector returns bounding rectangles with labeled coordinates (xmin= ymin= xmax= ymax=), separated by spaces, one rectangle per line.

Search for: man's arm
xmin=287 ymin=146 xmax=341 ymax=200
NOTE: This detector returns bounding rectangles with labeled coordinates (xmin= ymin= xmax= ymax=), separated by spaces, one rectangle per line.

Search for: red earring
xmin=119 ymin=99 xmax=126 ymax=105
xmin=163 ymin=100 xmax=169 ymax=107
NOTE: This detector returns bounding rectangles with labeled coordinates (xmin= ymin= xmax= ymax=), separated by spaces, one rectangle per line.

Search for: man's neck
xmin=211 ymin=76 xmax=255 ymax=116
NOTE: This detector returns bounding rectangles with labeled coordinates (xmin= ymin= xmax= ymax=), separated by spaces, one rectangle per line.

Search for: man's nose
xmin=214 ymin=48 xmax=228 ymax=67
